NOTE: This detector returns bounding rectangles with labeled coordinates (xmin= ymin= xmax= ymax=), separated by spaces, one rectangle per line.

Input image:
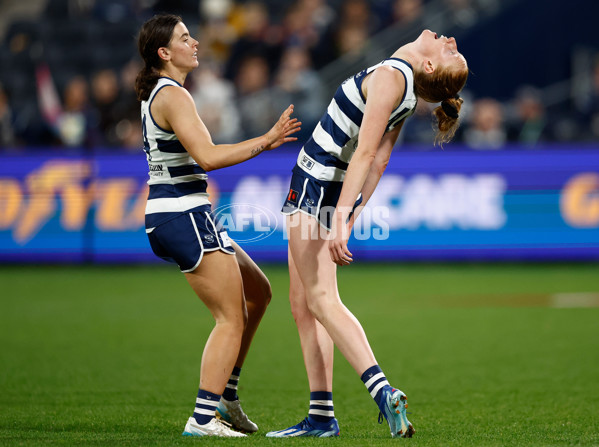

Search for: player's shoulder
xmin=153 ymin=81 xmax=193 ymax=107
xmin=370 ymin=65 xmax=405 ymax=92
xmin=373 ymin=64 xmax=404 ymax=79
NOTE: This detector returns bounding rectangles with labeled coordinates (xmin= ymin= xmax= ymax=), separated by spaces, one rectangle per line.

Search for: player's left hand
xmin=329 ymin=220 xmax=353 ymax=266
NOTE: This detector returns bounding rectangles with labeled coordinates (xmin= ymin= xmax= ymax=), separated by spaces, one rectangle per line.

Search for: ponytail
xmin=414 ymin=63 xmax=468 ymax=146
xmin=135 ymin=65 xmax=161 ymax=102
xmin=134 ymin=14 xmax=182 ymax=102
xmin=432 ymin=95 xmax=463 ymax=146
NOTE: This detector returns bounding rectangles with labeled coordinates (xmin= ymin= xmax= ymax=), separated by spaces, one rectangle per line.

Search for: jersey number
xmin=142 ymin=115 xmax=151 ymax=161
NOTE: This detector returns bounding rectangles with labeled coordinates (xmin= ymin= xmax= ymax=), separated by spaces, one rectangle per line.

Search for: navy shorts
xmin=281 ymin=166 xmax=362 ymax=230
xmin=147 ymin=206 xmax=235 ymax=272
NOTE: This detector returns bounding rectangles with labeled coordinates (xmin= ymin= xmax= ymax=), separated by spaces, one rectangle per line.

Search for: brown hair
xmin=134 ymin=14 xmax=182 ymax=102
xmin=414 ymin=64 xmax=468 ymax=145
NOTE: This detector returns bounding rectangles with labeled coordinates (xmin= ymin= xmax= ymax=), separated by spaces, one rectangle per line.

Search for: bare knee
xmin=290 ymin=296 xmax=312 ymax=325
xmin=305 ymin=291 xmax=337 ymax=323
xmin=218 ymin=308 xmax=246 ymax=333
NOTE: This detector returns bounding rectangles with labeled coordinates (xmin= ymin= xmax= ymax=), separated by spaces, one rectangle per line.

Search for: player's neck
xmin=159 ymin=68 xmax=187 ymax=86
xmin=391 ymin=44 xmax=418 ymax=70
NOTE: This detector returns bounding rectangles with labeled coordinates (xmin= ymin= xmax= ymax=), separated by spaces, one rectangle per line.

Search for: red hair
xmin=414 ymin=63 xmax=468 ymax=145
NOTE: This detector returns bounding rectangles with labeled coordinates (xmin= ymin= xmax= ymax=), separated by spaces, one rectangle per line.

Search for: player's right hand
xmin=264 ymin=105 xmax=301 ymax=150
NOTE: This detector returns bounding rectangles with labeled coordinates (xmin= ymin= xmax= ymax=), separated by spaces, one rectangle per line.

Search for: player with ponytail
xmin=134 ymin=14 xmax=300 ymax=438
xmin=271 ymin=30 xmax=468 ymax=439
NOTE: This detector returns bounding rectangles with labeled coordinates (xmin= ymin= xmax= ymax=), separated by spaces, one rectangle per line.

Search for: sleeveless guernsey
xmin=295 ymin=58 xmax=417 ymax=182
xmin=140 ymin=77 xmax=211 ymax=231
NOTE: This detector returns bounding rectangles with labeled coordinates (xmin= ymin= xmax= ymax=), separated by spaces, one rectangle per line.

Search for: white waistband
xmin=296 ymin=148 xmax=346 ymax=182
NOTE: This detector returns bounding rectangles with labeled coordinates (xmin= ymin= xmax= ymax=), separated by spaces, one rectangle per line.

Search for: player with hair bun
xmin=270 ymin=29 xmax=468 ymax=438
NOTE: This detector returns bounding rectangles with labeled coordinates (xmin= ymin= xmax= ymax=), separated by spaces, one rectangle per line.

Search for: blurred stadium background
xmin=1 ymin=1 xmax=598 ymax=445
xmin=0 ymin=0 xmax=598 ymax=263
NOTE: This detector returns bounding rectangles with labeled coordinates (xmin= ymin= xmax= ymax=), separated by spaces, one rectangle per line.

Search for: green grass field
xmin=1 ymin=263 xmax=598 ymax=446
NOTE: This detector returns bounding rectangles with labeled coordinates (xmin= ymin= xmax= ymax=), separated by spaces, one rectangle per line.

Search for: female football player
xmin=269 ymin=29 xmax=468 ymax=438
xmin=135 ymin=14 xmax=300 ymax=438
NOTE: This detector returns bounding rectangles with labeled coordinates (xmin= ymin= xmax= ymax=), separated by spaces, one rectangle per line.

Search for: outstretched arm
xmin=153 ymin=85 xmax=301 ymax=171
xmin=329 ymin=66 xmax=405 ymax=265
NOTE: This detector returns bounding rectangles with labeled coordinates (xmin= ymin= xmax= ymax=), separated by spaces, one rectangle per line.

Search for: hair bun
xmin=441 ymin=99 xmax=459 ymax=119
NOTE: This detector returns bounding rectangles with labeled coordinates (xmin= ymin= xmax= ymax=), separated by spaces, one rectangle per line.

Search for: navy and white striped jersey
xmin=295 ymin=58 xmax=417 ymax=182
xmin=141 ymin=77 xmax=210 ymax=231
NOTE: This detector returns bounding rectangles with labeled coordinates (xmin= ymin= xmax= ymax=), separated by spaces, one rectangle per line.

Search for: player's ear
xmin=158 ymin=47 xmax=170 ymax=62
xmin=423 ymin=59 xmax=435 ymax=74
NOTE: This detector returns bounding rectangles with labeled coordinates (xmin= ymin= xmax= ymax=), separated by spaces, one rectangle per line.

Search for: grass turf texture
xmin=1 ymin=263 xmax=598 ymax=446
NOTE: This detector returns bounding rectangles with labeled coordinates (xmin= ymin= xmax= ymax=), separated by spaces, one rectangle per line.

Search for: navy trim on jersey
xmin=356 ymin=58 xmax=412 ymax=105
xmin=387 ymin=106 xmax=410 ymax=131
xmin=395 ymin=69 xmax=408 ymax=112
xmin=167 ymin=165 xmax=207 ymax=178
xmin=158 ymin=76 xmax=182 ymax=86
xmin=388 ymin=57 xmax=412 ymax=68
xmin=149 ymin=84 xmax=176 ymax=134
xmin=157 ymin=138 xmax=186 ymax=153
xmin=148 ymin=181 xmax=209 ymax=200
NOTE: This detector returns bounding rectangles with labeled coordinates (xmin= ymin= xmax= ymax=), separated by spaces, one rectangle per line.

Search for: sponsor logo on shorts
xmin=287 ymin=189 xmax=299 ymax=204
xmin=204 ymin=234 xmax=215 ymax=243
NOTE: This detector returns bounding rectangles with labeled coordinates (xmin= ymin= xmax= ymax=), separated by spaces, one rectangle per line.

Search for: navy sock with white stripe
xmin=307 ymin=391 xmax=335 ymax=424
xmin=222 ymin=366 xmax=241 ymax=402
xmin=193 ymin=389 xmax=220 ymax=425
xmin=361 ymin=365 xmax=391 ymax=411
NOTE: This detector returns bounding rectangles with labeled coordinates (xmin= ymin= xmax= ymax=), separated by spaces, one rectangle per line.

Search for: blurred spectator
xmin=199 ymin=0 xmax=237 ymax=64
xmin=224 ymin=2 xmax=283 ymax=82
xmin=56 ymin=76 xmax=94 ymax=147
xmin=189 ymin=59 xmax=242 ymax=143
xmin=0 ymin=83 xmax=16 ymax=148
xmin=507 ymin=86 xmax=551 ymax=145
xmin=112 ymin=58 xmax=143 ymax=149
xmin=338 ymin=0 xmax=379 ymax=34
xmin=443 ymin=0 xmax=478 ymax=28
xmin=90 ymin=68 xmax=121 ymax=146
xmin=282 ymin=2 xmax=322 ymax=49
xmin=392 ymin=0 xmax=425 ymax=27
xmin=273 ymin=45 xmax=325 ymax=141
xmin=462 ymin=98 xmax=507 ymax=149
xmin=298 ymin=0 xmax=336 ymax=36
xmin=235 ymin=54 xmax=279 ymax=137
xmin=336 ymin=25 xmax=370 ymax=62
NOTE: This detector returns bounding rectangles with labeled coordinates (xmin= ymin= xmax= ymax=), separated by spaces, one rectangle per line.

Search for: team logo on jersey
xmin=287 ymin=189 xmax=299 ymax=204
xmin=300 ymin=155 xmax=314 ymax=171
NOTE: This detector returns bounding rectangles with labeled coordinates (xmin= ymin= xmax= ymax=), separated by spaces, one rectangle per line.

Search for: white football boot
xmin=182 ymin=417 xmax=247 ymax=437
